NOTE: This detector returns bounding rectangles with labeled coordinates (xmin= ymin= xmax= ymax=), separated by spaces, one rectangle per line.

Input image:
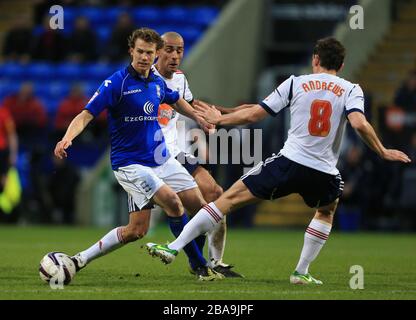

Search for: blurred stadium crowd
xmin=0 ymin=0 xmax=414 ymax=230
xmin=0 ymin=0 xmax=222 ymax=224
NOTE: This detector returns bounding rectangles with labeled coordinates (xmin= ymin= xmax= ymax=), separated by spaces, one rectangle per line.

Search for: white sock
xmin=79 ymin=227 xmax=125 ymax=264
xmin=169 ymin=202 xmax=224 ymax=251
xmin=295 ymin=219 xmax=332 ymax=274
xmin=208 ymin=216 xmax=226 ymax=266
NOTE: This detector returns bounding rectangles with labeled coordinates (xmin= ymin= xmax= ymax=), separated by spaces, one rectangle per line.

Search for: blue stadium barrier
xmin=152 ymin=24 xmax=202 ymax=46
xmin=133 ymin=6 xmax=162 ymax=26
xmin=33 ymin=83 xmax=51 ymax=97
xmin=81 ymin=81 xmax=101 ymax=97
xmin=26 ymin=63 xmax=55 ymax=80
xmin=176 ymin=26 xmax=202 ymax=44
xmin=82 ymin=63 xmax=116 ymax=81
xmin=32 ymin=25 xmax=44 ymax=37
xmin=47 ymin=81 xmax=70 ymax=99
xmin=0 ymin=81 xmax=20 ymax=101
xmin=67 ymin=142 xmax=108 ymax=168
xmin=96 ymin=25 xmax=112 ymax=43
xmin=77 ymin=7 xmax=103 ymax=26
xmin=0 ymin=62 xmax=25 ymax=80
xmin=40 ymin=97 xmax=59 ymax=118
xmin=105 ymin=7 xmax=126 ymax=25
xmin=162 ymin=6 xmax=188 ymax=25
xmin=56 ymin=63 xmax=83 ymax=81
xmin=153 ymin=24 xmax=175 ymax=36
xmin=62 ymin=7 xmax=77 ymax=27
xmin=188 ymin=6 xmax=219 ymax=27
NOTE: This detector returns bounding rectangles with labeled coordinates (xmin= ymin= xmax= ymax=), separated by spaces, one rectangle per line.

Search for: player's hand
xmin=196 ymin=115 xmax=216 ymax=134
xmin=381 ymin=149 xmax=411 ymax=163
xmin=54 ymin=139 xmax=72 ymax=159
xmin=194 ymin=103 xmax=221 ymax=125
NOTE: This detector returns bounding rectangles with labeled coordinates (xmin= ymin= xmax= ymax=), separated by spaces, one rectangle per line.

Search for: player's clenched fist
xmin=54 ymin=139 xmax=72 ymax=159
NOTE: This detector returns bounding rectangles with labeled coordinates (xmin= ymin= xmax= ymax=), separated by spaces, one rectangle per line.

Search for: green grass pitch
xmin=0 ymin=225 xmax=415 ymax=300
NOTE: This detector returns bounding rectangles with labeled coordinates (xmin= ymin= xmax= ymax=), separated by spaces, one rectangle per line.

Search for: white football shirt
xmin=152 ymin=66 xmax=194 ymax=157
xmin=261 ymin=73 xmax=365 ymax=175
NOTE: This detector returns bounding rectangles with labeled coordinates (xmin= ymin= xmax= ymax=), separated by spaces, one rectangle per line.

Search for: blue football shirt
xmin=85 ymin=65 xmax=180 ymax=170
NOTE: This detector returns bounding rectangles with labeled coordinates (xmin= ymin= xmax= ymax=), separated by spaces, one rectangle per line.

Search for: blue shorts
xmin=241 ymin=154 xmax=343 ymax=208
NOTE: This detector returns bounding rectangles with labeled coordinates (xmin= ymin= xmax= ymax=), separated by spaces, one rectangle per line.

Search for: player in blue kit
xmin=54 ymin=28 xmax=223 ymax=281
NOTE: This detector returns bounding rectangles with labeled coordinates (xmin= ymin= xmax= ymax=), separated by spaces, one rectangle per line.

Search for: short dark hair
xmin=128 ymin=28 xmax=164 ymax=50
xmin=313 ymin=37 xmax=346 ymax=72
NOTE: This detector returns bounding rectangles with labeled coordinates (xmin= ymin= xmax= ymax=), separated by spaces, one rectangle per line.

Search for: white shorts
xmin=113 ymin=156 xmax=198 ymax=211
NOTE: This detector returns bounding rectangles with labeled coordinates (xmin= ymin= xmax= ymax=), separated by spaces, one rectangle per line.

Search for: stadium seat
xmin=162 ymin=6 xmax=188 ymax=25
xmin=47 ymin=81 xmax=70 ymax=100
xmin=96 ymin=26 xmax=112 ymax=43
xmin=15 ymin=150 xmax=30 ymax=191
xmin=105 ymin=7 xmax=125 ymax=25
xmin=62 ymin=7 xmax=77 ymax=27
xmin=34 ymin=83 xmax=51 ymax=98
xmin=82 ymin=81 xmax=101 ymax=97
xmin=77 ymin=7 xmax=104 ymax=26
xmin=0 ymin=81 xmax=20 ymax=101
xmin=176 ymin=26 xmax=202 ymax=44
xmin=82 ymin=63 xmax=116 ymax=81
xmin=41 ymin=97 xmax=59 ymax=118
xmin=56 ymin=63 xmax=83 ymax=81
xmin=26 ymin=63 xmax=55 ymax=80
xmin=133 ymin=6 xmax=162 ymax=26
xmin=0 ymin=62 xmax=25 ymax=80
xmin=188 ymin=6 xmax=219 ymax=27
xmin=32 ymin=25 xmax=44 ymax=37
xmin=184 ymin=41 xmax=196 ymax=55
xmin=153 ymin=24 xmax=175 ymax=36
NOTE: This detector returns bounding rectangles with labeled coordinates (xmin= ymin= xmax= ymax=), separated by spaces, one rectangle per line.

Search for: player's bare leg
xmin=146 ymin=180 xmax=260 ymax=263
xmin=72 ymin=210 xmax=151 ymax=271
xmin=290 ymin=199 xmax=339 ymax=285
xmin=152 ymin=185 xmax=184 ymax=217
xmin=72 ymin=185 xmax=184 ymax=271
xmin=176 ymin=186 xmax=206 ymax=216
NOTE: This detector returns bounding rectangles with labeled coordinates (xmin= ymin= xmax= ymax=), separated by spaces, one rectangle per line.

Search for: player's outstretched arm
xmin=348 ymin=111 xmax=411 ymax=163
xmin=194 ymin=103 xmax=269 ymax=126
xmin=54 ymin=110 xmax=94 ymax=159
xmin=193 ymin=99 xmax=255 ymax=115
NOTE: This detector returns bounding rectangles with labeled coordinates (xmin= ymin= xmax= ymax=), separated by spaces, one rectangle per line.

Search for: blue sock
xmin=194 ymin=234 xmax=206 ymax=257
xmin=167 ymin=214 xmax=207 ymax=269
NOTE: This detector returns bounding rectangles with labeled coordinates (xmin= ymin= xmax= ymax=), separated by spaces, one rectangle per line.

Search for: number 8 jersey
xmin=260 ymin=73 xmax=365 ymax=175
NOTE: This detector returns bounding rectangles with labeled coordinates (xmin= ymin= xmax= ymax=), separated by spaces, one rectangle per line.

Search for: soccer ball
xmin=39 ymin=252 xmax=76 ymax=286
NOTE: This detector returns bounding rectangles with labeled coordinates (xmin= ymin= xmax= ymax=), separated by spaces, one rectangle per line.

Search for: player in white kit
xmin=133 ymin=32 xmax=243 ymax=278
xmin=146 ymin=37 xmax=411 ymax=284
